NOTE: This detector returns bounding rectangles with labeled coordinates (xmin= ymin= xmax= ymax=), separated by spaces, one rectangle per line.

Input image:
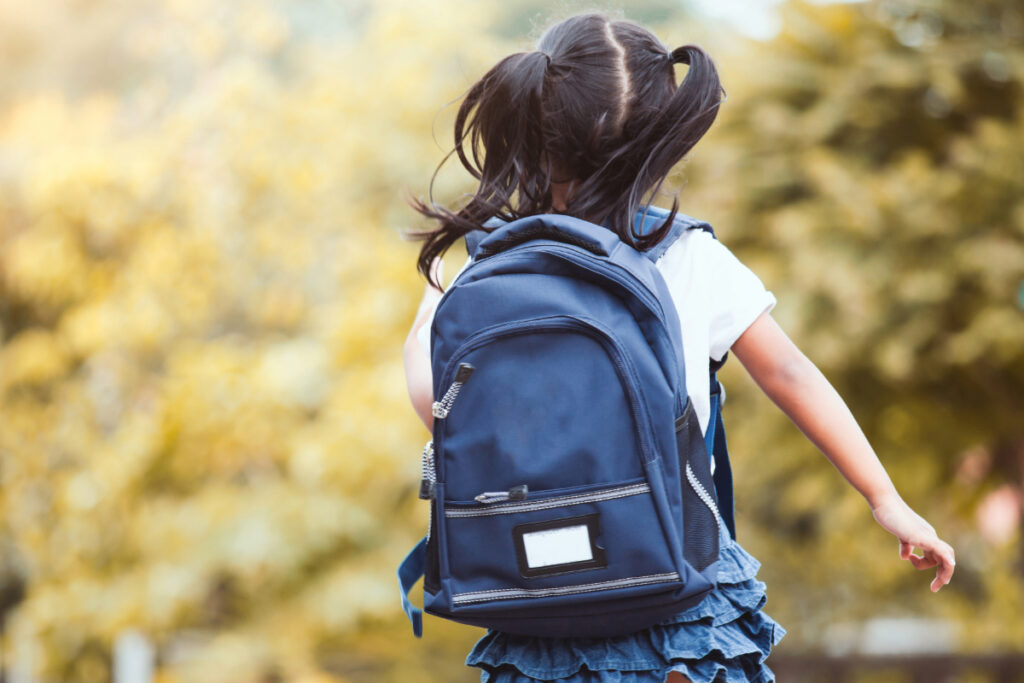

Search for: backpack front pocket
xmin=433 ymin=315 xmax=662 ymax=501
xmin=440 ymin=479 xmax=681 ymax=612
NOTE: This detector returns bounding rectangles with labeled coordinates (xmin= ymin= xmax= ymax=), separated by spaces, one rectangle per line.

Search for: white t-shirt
xmin=416 ymin=229 xmax=775 ymax=442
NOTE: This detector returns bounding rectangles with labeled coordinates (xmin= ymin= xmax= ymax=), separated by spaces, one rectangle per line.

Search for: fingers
xmin=901 ymin=538 xmax=956 ymax=592
xmin=885 ymin=503 xmax=956 ymax=592
xmin=909 ymin=553 xmax=937 ymax=570
xmin=931 ymin=540 xmax=956 ymax=592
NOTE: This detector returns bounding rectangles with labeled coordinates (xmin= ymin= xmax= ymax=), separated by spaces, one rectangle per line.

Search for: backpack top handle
xmin=473 ymin=214 xmax=618 ymax=260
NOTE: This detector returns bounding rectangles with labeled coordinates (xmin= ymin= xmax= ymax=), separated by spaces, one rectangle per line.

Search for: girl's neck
xmin=551 ymin=180 xmax=573 ymax=212
xmin=550 ymin=180 xmax=605 ymax=226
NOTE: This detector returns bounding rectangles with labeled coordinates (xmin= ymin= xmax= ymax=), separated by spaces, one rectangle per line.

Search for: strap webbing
xmin=396 ymin=537 xmax=427 ymax=637
xmin=708 ymin=383 xmax=736 ymax=540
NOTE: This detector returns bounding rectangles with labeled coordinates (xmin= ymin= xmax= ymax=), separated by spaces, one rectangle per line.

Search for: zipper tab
xmin=475 ymin=484 xmax=528 ymax=504
xmin=454 ymin=362 xmax=476 ymax=383
xmin=432 ymin=363 xmax=475 ymax=419
xmin=419 ymin=441 xmax=436 ymax=500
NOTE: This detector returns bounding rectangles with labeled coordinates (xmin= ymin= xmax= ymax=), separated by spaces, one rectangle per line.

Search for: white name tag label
xmin=521 ymin=524 xmax=594 ymax=569
xmin=513 ymin=514 xmax=607 ymax=578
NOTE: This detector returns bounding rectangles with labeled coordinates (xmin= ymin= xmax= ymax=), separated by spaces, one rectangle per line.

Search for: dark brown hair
xmin=409 ymin=12 xmax=725 ymax=287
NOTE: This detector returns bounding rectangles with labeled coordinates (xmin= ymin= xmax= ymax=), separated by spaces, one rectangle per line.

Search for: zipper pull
xmin=474 ymin=484 xmax=528 ymax=504
xmin=419 ymin=440 xmax=436 ymax=500
xmin=432 ymin=363 xmax=475 ymax=419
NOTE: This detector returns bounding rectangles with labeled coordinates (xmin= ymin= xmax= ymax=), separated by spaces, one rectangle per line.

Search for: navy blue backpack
xmin=398 ymin=205 xmax=736 ymax=639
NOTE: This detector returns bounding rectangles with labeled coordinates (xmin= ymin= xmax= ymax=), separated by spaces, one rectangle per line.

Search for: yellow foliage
xmin=0 ymin=0 xmax=507 ymax=679
xmin=2 ymin=0 xmax=1022 ymax=679
xmin=0 ymin=327 xmax=71 ymax=388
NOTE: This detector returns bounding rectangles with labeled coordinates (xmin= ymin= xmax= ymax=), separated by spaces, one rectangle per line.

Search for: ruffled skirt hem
xmin=466 ymin=524 xmax=786 ymax=682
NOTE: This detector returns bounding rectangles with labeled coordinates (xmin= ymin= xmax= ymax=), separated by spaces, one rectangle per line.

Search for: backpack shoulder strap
xmin=636 ymin=206 xmax=715 ymax=264
xmin=463 ymin=216 xmax=507 ymax=260
xmin=707 ymin=365 xmax=736 ymax=540
xmin=632 ymin=206 xmax=733 ymax=538
xmin=397 ymin=536 xmax=427 ymax=637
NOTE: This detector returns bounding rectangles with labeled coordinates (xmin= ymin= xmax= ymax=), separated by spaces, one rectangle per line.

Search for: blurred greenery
xmin=0 ymin=0 xmax=1021 ymax=681
xmin=681 ymin=0 xmax=1024 ymax=653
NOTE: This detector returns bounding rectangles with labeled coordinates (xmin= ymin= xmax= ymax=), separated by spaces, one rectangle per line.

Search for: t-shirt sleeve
xmin=706 ymin=238 xmax=777 ymax=361
xmin=416 ymin=255 xmax=473 ymax=356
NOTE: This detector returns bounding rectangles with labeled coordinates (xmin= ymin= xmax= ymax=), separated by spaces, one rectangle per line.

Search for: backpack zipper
xmin=434 ymin=242 xmax=685 ymax=415
xmin=477 ymin=244 xmax=667 ymax=334
xmin=432 ymin=363 xmax=475 ymax=419
xmin=432 ymin=315 xmax=658 ymax=486
xmin=451 ymin=570 xmax=681 ymax=605
xmin=419 ymin=440 xmax=436 ymax=500
xmin=419 ymin=439 xmax=437 ymax=542
xmin=474 ymin=484 xmax=528 ymax=504
xmin=478 ymin=243 xmax=685 ymax=413
xmin=684 ymin=461 xmax=722 ymax=531
xmin=448 ymin=482 xmax=652 ymax=518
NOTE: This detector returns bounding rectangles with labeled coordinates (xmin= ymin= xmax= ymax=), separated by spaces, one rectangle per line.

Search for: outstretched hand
xmin=870 ymin=494 xmax=955 ymax=592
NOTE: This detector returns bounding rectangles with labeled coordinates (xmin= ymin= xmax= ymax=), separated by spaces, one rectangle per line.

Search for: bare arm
xmin=731 ymin=311 xmax=955 ymax=592
xmin=403 ymin=260 xmax=443 ymax=432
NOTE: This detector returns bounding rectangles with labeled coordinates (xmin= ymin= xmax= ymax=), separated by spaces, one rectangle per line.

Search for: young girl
xmin=402 ymin=12 xmax=955 ymax=683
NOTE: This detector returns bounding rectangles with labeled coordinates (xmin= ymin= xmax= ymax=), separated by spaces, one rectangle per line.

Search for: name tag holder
xmin=513 ymin=514 xmax=607 ymax=579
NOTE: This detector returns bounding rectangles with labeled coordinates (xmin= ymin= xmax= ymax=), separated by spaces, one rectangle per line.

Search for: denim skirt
xmin=465 ymin=520 xmax=786 ymax=682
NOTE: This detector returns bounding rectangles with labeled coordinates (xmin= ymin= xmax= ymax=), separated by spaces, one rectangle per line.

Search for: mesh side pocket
xmin=675 ymin=400 xmax=720 ymax=572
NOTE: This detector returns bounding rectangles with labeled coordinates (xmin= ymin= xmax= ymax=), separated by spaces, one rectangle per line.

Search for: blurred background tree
xmin=0 ymin=0 xmax=1020 ymax=681
xmin=680 ymin=0 xmax=1024 ymax=653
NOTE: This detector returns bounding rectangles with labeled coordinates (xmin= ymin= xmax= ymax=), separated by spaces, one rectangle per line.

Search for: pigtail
xmin=623 ymin=44 xmax=725 ymax=248
xmin=409 ymin=51 xmax=552 ymax=288
xmin=556 ymin=32 xmax=724 ymax=252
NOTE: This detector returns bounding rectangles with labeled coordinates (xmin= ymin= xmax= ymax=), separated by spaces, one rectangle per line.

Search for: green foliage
xmin=680 ymin=0 xmax=1024 ymax=650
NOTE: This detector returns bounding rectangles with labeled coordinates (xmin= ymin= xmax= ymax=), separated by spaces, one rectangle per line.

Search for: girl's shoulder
xmin=656 ymin=225 xmax=776 ymax=322
xmin=654 ymin=225 xmax=729 ymax=279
